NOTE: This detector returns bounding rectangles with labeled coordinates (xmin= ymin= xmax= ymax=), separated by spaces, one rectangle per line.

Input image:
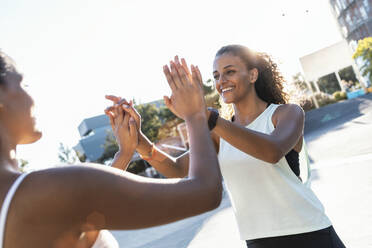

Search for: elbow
xmin=209 ymin=183 xmax=223 ymax=210
xmin=194 ymin=177 xmax=223 ymax=212
xmin=266 ymin=144 xmax=284 ymax=164
xmin=204 ymin=178 xmax=223 ymax=211
xmin=269 ymin=154 xmax=281 ymax=164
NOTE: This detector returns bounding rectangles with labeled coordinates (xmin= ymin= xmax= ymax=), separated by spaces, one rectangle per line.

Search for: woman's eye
xmin=213 ymin=75 xmax=219 ymax=80
xmin=226 ymin=70 xmax=235 ymax=75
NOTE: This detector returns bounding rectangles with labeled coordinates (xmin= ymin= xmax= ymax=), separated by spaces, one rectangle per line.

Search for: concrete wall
xmin=299 ymin=40 xmax=354 ymax=82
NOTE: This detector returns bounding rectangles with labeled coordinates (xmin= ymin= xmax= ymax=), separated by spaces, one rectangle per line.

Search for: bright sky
xmin=1 ymin=0 xmax=342 ymax=169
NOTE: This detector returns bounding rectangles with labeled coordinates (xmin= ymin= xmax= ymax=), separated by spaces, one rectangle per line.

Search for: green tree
xmin=353 ymin=37 xmax=372 ymax=82
xmin=97 ymin=132 xmax=118 ymax=164
xmin=18 ymin=159 xmax=29 ymax=172
xmin=58 ymin=143 xmax=78 ymax=164
xmin=203 ymin=79 xmax=220 ymax=109
xmin=159 ymin=105 xmax=178 ymax=123
xmin=203 ymin=79 xmax=215 ymax=95
xmin=135 ymin=103 xmax=162 ymax=142
xmin=292 ymin=73 xmax=309 ymax=91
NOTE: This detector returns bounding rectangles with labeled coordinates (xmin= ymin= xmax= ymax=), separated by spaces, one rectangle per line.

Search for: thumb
xmin=129 ymin=117 xmax=138 ymax=138
xmin=163 ymin=95 xmax=172 ymax=108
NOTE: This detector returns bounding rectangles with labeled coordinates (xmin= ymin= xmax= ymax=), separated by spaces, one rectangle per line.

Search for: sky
xmin=1 ymin=0 xmax=342 ymax=169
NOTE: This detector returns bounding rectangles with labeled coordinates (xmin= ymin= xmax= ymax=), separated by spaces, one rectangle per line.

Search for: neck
xmin=233 ymin=90 xmax=268 ymax=126
xmin=0 ymin=130 xmax=20 ymax=173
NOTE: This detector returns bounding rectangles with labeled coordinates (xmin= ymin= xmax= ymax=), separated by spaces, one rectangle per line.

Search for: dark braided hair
xmin=0 ymin=51 xmax=16 ymax=85
xmin=215 ymin=45 xmax=288 ymax=105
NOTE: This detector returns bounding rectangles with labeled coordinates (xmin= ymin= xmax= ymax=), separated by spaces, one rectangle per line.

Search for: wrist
xmin=184 ymin=112 xmax=207 ymax=124
xmin=115 ymin=150 xmax=133 ymax=160
xmin=111 ymin=151 xmax=132 ymax=170
xmin=136 ymin=135 xmax=153 ymax=155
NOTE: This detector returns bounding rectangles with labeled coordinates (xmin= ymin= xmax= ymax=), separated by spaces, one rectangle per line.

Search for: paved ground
xmin=112 ymin=94 xmax=372 ymax=247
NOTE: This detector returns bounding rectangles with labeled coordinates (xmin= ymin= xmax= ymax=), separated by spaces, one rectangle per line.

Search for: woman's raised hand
xmin=163 ymin=56 xmax=206 ymax=121
xmin=105 ymin=95 xmax=154 ymax=159
xmin=105 ymin=96 xmax=142 ymax=133
xmin=104 ymin=100 xmax=138 ymax=168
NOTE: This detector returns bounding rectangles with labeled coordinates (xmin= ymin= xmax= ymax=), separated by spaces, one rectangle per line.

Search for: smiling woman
xmin=127 ymin=46 xmax=346 ymax=248
xmin=213 ymin=45 xmax=288 ymax=121
xmin=0 ymin=51 xmax=222 ymax=248
xmin=211 ymin=45 xmax=346 ymax=248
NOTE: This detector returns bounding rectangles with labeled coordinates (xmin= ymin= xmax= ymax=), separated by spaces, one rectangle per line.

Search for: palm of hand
xmin=163 ymin=57 xmax=207 ymax=120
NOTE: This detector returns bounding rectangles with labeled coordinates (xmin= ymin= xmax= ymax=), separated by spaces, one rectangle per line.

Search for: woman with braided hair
xmin=0 ymin=50 xmax=222 ymax=248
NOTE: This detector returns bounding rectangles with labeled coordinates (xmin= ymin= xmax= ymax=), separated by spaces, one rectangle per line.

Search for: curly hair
xmin=216 ymin=45 xmax=288 ymax=105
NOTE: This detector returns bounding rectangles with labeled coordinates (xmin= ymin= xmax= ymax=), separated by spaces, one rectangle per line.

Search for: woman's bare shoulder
xmin=272 ymin=103 xmax=304 ymax=126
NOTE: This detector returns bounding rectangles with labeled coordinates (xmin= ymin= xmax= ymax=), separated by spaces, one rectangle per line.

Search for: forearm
xmin=186 ymin=114 xmax=221 ymax=183
xmin=136 ymin=133 xmax=189 ymax=178
xmin=111 ymin=151 xmax=133 ymax=170
xmin=214 ymin=117 xmax=281 ymax=163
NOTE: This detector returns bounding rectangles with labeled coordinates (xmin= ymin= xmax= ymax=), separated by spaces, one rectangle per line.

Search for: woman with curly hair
xmin=115 ymin=46 xmax=346 ymax=247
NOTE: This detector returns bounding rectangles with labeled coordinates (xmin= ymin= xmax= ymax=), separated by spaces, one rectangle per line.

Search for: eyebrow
xmin=213 ymin=65 xmax=234 ymax=74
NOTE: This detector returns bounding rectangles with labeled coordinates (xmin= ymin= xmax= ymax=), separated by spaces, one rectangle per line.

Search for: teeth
xmin=222 ymin=87 xmax=234 ymax=93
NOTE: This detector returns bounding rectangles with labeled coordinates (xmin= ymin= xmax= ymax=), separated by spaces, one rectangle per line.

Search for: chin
xmin=20 ymin=130 xmax=43 ymax=144
xmin=222 ymin=96 xmax=235 ymax=104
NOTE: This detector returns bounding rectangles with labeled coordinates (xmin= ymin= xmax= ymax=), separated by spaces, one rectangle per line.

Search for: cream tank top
xmin=218 ymin=104 xmax=331 ymax=240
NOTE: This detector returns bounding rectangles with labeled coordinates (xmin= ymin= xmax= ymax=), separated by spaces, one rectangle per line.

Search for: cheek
xmin=214 ymin=81 xmax=221 ymax=94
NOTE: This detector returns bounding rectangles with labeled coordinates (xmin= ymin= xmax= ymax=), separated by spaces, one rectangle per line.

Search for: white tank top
xmin=0 ymin=172 xmax=29 ymax=248
xmin=0 ymin=172 xmax=118 ymax=248
xmin=91 ymin=230 xmax=119 ymax=248
xmin=218 ymin=104 xmax=331 ymax=240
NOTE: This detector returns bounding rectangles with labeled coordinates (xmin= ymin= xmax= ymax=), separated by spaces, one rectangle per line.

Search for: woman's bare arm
xmin=23 ymin=111 xmax=221 ymax=231
xmin=136 ymin=130 xmax=220 ymax=178
xmin=213 ymin=104 xmax=305 ymax=163
xmin=24 ymin=58 xmax=222 ymax=231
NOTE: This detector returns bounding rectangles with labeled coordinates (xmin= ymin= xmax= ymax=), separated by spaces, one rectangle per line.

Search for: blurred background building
xmin=297 ymin=0 xmax=371 ymax=107
xmin=299 ymin=40 xmax=366 ymax=99
xmin=329 ymin=0 xmax=371 ymax=49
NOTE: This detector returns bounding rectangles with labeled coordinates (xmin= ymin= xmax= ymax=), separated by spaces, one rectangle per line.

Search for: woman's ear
xmin=249 ymin=68 xmax=259 ymax=84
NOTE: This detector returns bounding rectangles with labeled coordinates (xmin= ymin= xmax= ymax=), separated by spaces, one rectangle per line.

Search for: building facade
xmin=299 ymin=40 xmax=364 ymax=96
xmin=73 ymin=114 xmax=116 ymax=162
xmin=329 ymin=0 xmax=372 ymax=49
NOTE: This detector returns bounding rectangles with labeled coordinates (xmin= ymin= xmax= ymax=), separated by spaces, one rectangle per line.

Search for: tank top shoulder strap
xmin=0 ymin=172 xmax=30 ymax=248
xmin=252 ymin=103 xmax=281 ymax=130
xmin=266 ymin=103 xmax=281 ymax=118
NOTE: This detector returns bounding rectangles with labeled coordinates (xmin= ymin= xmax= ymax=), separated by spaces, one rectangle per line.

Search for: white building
xmin=299 ymin=40 xmax=367 ymax=95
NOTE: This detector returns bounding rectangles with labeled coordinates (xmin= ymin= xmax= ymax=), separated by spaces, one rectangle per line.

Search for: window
xmin=336 ymin=0 xmax=345 ymax=11
xmin=358 ymin=1 xmax=368 ymax=20
xmin=345 ymin=12 xmax=352 ymax=30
